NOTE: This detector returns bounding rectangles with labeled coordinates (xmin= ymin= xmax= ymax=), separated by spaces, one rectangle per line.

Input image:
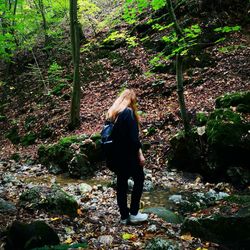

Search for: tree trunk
xmin=176 ymin=54 xmax=190 ymax=133
xmin=38 ymin=0 xmax=49 ymax=45
xmin=69 ymin=0 xmax=81 ymax=129
xmin=166 ymin=0 xmax=191 ymax=135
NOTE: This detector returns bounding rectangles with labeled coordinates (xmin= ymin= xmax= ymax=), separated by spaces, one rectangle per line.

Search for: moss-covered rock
xmin=215 ymin=91 xmax=250 ymax=109
xmin=38 ymin=134 xmax=103 ymax=178
xmin=181 ymin=204 xmax=250 ymax=249
xmin=144 ymin=207 xmax=183 ymax=224
xmin=206 ymin=109 xmax=250 ymax=177
xmin=19 ymin=185 xmax=78 ymax=216
xmin=167 ymin=130 xmax=203 ymax=172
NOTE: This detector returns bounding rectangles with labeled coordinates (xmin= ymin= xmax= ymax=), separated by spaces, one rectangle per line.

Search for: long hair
xmin=107 ymin=89 xmax=139 ymax=123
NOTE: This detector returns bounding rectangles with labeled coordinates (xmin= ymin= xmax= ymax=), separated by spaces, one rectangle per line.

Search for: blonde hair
xmin=107 ymin=89 xmax=139 ymax=122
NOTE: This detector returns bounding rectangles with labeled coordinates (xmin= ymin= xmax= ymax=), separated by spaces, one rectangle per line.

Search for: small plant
xmin=48 ymin=61 xmax=64 ymax=85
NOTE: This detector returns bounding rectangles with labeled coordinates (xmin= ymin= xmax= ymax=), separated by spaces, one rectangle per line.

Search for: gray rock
xmin=19 ymin=185 xmax=78 ymax=216
xmin=98 ymin=235 xmax=113 ymax=246
xmin=0 ymin=198 xmax=17 ymax=214
xmin=168 ymin=195 xmax=183 ymax=204
xmin=79 ymin=183 xmax=92 ymax=194
xmin=144 ymin=207 xmax=183 ymax=224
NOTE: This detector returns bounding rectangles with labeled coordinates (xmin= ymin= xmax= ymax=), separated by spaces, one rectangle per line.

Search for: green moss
xmin=215 ymin=91 xmax=250 ymax=108
xmin=21 ymin=132 xmax=37 ymax=146
xmin=59 ymin=135 xmax=79 ymax=146
xmin=196 ymin=112 xmax=208 ymax=126
xmin=236 ymin=104 xmax=250 ymax=114
xmin=206 ymin=109 xmax=244 ymax=145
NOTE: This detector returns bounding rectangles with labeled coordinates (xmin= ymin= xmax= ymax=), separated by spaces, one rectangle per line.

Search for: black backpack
xmin=100 ymin=120 xmax=117 ymax=172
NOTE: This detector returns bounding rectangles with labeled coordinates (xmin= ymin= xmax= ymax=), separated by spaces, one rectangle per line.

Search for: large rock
xmin=144 ymin=207 xmax=183 ymax=224
xmin=19 ymin=185 xmax=78 ymax=216
xmin=167 ymin=107 xmax=250 ymax=187
xmin=38 ymin=134 xmax=103 ymax=178
xmin=4 ymin=220 xmax=59 ymax=250
xmin=181 ymin=195 xmax=250 ymax=249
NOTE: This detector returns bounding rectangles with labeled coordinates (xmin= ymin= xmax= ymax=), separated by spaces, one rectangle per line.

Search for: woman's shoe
xmin=120 ymin=218 xmax=129 ymax=225
xmin=129 ymin=212 xmax=148 ymax=223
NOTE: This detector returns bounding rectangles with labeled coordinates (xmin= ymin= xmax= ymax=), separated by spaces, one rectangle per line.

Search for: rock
xmin=145 ymin=238 xmax=180 ymax=250
xmin=79 ymin=183 xmax=92 ymax=194
xmin=4 ymin=220 xmax=59 ymax=250
xmin=68 ymin=153 xmax=92 ymax=178
xmin=98 ymin=235 xmax=114 ymax=246
xmin=169 ymin=195 xmax=183 ymax=204
xmin=144 ymin=180 xmax=154 ymax=191
xmin=181 ymin=194 xmax=250 ymax=249
xmin=38 ymin=134 xmax=102 ymax=177
xmin=19 ymin=185 xmax=78 ymax=216
xmin=0 ymin=198 xmax=16 ymax=214
xmin=147 ymin=224 xmax=157 ymax=233
xmin=144 ymin=207 xmax=183 ymax=224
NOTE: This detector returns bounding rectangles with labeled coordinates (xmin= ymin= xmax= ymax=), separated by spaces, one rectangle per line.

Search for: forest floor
xmin=0 ymin=21 xmax=250 ymax=249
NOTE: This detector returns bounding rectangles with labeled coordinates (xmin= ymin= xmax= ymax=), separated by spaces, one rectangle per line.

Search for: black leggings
xmin=116 ymin=166 xmax=145 ymax=220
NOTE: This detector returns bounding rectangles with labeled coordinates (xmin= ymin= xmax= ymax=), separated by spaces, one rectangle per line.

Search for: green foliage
xmin=51 ymin=83 xmax=67 ymax=96
xmin=214 ymin=25 xmax=241 ymax=33
xmin=48 ymin=62 xmax=64 ymax=85
xmin=32 ymin=242 xmax=88 ymax=250
xmin=218 ymin=45 xmax=246 ymax=54
xmin=215 ymin=91 xmax=250 ymax=109
xmin=21 ymin=132 xmax=37 ymax=146
xmin=206 ymin=109 xmax=244 ymax=145
xmin=196 ymin=112 xmax=208 ymax=126
xmin=103 ymin=31 xmax=139 ymax=48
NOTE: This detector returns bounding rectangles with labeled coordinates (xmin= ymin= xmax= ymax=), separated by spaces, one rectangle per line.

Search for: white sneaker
xmin=120 ymin=218 xmax=129 ymax=225
xmin=129 ymin=212 xmax=148 ymax=223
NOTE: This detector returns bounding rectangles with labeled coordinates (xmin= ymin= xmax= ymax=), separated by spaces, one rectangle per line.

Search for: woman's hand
xmin=138 ymin=149 xmax=145 ymax=167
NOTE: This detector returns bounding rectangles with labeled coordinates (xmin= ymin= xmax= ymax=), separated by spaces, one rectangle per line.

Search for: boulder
xmin=181 ymin=195 xmax=250 ymax=249
xmin=38 ymin=134 xmax=102 ymax=178
xmin=4 ymin=220 xmax=59 ymax=250
xmin=144 ymin=207 xmax=183 ymax=224
xmin=19 ymin=185 xmax=78 ymax=216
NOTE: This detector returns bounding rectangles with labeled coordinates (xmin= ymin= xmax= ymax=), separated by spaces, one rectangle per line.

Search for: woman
xmin=106 ymin=89 xmax=148 ymax=224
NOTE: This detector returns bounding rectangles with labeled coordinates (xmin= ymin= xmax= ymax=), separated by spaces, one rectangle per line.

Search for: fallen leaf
xmin=180 ymin=233 xmax=194 ymax=241
xmin=122 ymin=233 xmax=137 ymax=240
xmin=64 ymin=237 xmax=73 ymax=244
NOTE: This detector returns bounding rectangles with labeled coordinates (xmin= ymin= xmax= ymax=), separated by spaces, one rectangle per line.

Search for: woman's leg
xmin=130 ymin=167 xmax=145 ymax=215
xmin=116 ymin=173 xmax=130 ymax=220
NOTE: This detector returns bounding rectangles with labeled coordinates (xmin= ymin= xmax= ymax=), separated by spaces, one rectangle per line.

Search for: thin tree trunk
xmin=166 ymin=0 xmax=191 ymax=135
xmin=38 ymin=0 xmax=49 ymax=45
xmin=176 ymin=54 xmax=190 ymax=133
xmin=69 ymin=0 xmax=81 ymax=129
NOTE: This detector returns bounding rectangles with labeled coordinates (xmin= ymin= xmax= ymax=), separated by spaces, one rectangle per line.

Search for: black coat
xmin=112 ymin=108 xmax=142 ymax=171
